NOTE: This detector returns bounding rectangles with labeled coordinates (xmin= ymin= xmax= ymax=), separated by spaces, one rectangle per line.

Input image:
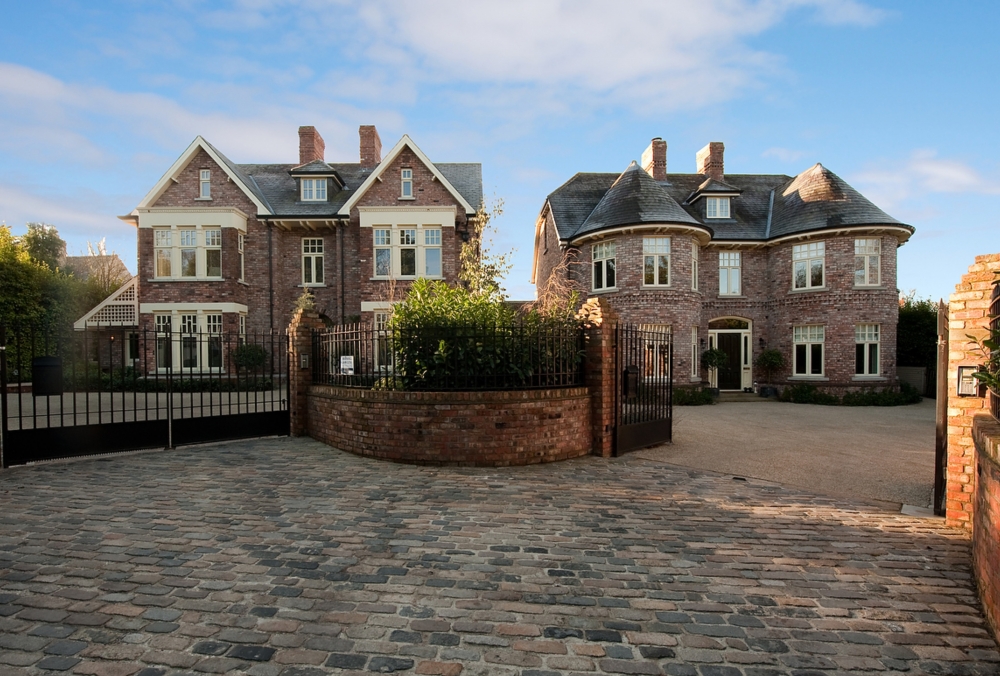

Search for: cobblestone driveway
xmin=0 ymin=438 xmax=997 ymax=676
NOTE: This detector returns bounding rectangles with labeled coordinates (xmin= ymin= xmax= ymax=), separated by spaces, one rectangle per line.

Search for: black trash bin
xmin=32 ymin=356 xmax=63 ymax=397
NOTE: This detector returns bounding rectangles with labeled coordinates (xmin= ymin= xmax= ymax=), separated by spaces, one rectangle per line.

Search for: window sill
xmin=150 ymin=277 xmax=225 ymax=282
xmin=788 ymin=375 xmax=829 ymax=381
xmin=641 ymin=284 xmax=672 ymax=290
xmin=238 ymin=280 xmax=249 ymax=286
xmin=718 ymin=294 xmax=745 ymax=299
xmin=853 ymin=285 xmax=883 ymax=290
xmin=590 ymin=287 xmax=618 ymax=294
xmin=299 ymin=199 xmax=329 ymax=204
xmin=852 ymin=375 xmax=886 ymax=382
xmin=194 ymin=197 xmax=213 ymax=201
xmin=299 ymin=283 xmax=327 ymax=288
xmin=788 ymin=286 xmax=827 ymax=294
xmin=398 ymin=196 xmax=416 ymax=201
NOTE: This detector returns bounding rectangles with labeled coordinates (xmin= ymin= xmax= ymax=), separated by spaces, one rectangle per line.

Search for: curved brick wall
xmin=306 ymin=386 xmax=592 ymax=466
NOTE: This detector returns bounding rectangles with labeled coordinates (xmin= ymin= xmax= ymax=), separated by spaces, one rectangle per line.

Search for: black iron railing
xmin=313 ymin=322 xmax=585 ymax=391
xmin=1 ymin=322 xmax=288 ymax=432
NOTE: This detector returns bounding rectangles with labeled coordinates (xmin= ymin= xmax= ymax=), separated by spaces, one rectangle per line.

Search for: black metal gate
xmin=1 ymin=322 xmax=289 ymax=467
xmin=615 ymin=324 xmax=672 ymax=455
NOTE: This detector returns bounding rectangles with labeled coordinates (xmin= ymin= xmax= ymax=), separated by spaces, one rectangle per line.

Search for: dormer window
xmin=706 ymin=197 xmax=730 ymax=218
xmin=301 ymin=178 xmax=327 ymax=202
xmin=401 ymin=169 xmax=413 ymax=199
xmin=199 ymin=170 xmax=211 ymax=199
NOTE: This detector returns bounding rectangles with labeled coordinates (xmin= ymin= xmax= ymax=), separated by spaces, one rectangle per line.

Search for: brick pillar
xmin=578 ymin=297 xmax=619 ymax=458
xmin=946 ymin=253 xmax=1000 ymax=527
xmin=288 ymin=309 xmax=324 ymax=437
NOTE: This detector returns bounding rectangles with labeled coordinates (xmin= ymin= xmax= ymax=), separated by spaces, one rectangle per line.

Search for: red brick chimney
xmin=696 ymin=142 xmax=725 ymax=181
xmin=359 ymin=125 xmax=382 ymax=169
xmin=298 ymin=126 xmax=325 ymax=165
xmin=641 ymin=138 xmax=667 ymax=181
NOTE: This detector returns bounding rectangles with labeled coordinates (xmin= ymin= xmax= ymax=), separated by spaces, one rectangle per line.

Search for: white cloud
xmin=854 ymin=150 xmax=1000 ymax=210
xmin=763 ymin=147 xmax=807 ymax=163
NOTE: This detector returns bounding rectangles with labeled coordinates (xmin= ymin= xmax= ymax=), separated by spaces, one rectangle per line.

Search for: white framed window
xmin=642 ymin=237 xmax=669 ymax=286
xmin=301 ymin=178 xmax=327 ymax=202
xmin=640 ymin=325 xmax=671 ymax=381
xmin=154 ymin=230 xmax=172 ymax=278
xmin=854 ymin=238 xmax=881 ymax=287
xmin=302 ymin=238 xmax=324 ymax=285
xmin=424 ymin=228 xmax=442 ymax=277
xmin=691 ymin=327 xmax=699 ymax=377
xmin=372 ymin=226 xmax=443 ymax=279
xmin=127 ymin=332 xmax=140 ymax=362
xmin=199 ymin=170 xmax=211 ymax=199
xmin=152 ymin=227 xmax=228 ymax=280
xmin=179 ymin=230 xmax=197 ymax=277
xmin=592 ymin=241 xmax=617 ymax=291
xmin=719 ymin=252 xmax=741 ymax=296
xmin=401 ymin=169 xmax=413 ymax=198
xmin=792 ymin=242 xmax=825 ymax=290
xmin=706 ymin=197 xmax=730 ymax=219
xmin=180 ymin=314 xmax=199 ymax=369
xmin=793 ymin=325 xmax=825 ymax=376
xmin=238 ymin=233 xmax=245 ymax=282
xmin=855 ymin=324 xmax=880 ymax=376
xmin=155 ymin=315 xmax=172 ymax=369
xmin=691 ymin=242 xmax=699 ymax=291
xmin=205 ymin=229 xmax=222 ymax=278
xmin=206 ymin=314 xmax=223 ymax=369
xmin=239 ymin=314 xmax=246 ymax=340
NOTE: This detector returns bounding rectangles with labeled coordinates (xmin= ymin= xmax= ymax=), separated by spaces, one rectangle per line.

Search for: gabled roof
xmin=290 ymin=160 xmax=338 ymax=175
xmin=686 ymin=177 xmax=742 ymax=202
xmin=575 ymin=162 xmax=702 ymax=238
xmin=768 ymin=163 xmax=908 ymax=238
xmin=337 ymin=135 xmax=477 ymax=216
xmin=137 ymin=137 xmax=272 ymax=214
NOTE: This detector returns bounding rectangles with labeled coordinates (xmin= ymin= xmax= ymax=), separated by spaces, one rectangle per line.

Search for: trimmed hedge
xmin=779 ymin=381 xmax=921 ymax=406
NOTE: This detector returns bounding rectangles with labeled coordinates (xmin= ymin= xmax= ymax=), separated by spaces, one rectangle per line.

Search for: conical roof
xmin=575 ymin=162 xmax=702 ymax=238
xmin=770 ymin=164 xmax=905 ymax=238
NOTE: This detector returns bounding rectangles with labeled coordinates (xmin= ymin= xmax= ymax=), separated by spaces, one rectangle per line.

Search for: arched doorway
xmin=708 ymin=317 xmax=752 ymax=391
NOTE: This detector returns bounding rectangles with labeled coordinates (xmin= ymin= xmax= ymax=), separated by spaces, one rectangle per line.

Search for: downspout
xmin=268 ymin=222 xmax=274 ymax=331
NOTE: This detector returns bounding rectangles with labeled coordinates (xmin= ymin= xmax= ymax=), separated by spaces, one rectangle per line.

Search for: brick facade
xmin=946 ymin=253 xmax=1000 ymax=527
xmin=539 ymin=229 xmax=901 ymax=391
xmin=126 ymin=128 xmax=478 ymax=344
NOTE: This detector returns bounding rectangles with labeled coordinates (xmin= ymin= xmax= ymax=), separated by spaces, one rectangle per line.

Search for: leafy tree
xmin=459 ymin=197 xmax=513 ymax=302
xmin=21 ymin=223 xmax=66 ymax=271
xmin=897 ymin=291 xmax=939 ymax=368
xmin=0 ymin=226 xmax=46 ymax=323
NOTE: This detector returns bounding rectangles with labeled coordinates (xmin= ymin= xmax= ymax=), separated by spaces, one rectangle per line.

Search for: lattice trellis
xmin=73 ymin=276 xmax=138 ymax=329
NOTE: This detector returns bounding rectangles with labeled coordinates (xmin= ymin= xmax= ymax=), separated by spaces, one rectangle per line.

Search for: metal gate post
xmin=0 ymin=323 xmax=8 ymax=469
xmin=934 ymin=300 xmax=948 ymax=516
xmin=166 ymin=350 xmax=174 ymax=450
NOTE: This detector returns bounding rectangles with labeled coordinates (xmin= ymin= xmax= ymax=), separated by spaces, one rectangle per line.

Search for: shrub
xmin=673 ymin=387 xmax=715 ymax=406
xmin=231 ymin=343 xmax=267 ymax=373
xmin=753 ymin=349 xmax=784 ymax=383
xmin=780 ymin=381 xmax=921 ymax=406
xmin=387 ymin=278 xmax=581 ymax=391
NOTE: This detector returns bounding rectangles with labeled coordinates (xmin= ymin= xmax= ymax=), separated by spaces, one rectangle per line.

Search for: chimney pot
xmin=696 ymin=142 xmax=725 ymax=181
xmin=641 ymin=137 xmax=667 ymax=181
xmin=359 ymin=125 xmax=382 ymax=169
xmin=298 ymin=126 xmax=325 ymax=165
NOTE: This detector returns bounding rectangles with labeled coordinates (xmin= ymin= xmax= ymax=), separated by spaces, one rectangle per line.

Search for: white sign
xmin=340 ymin=355 xmax=355 ymax=375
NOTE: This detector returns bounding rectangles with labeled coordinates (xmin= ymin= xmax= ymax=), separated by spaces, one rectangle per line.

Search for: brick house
xmin=531 ymin=138 xmax=914 ymax=392
xmin=82 ymin=125 xmax=481 ymax=372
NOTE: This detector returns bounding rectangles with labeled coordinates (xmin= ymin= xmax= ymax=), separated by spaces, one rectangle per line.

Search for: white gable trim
xmin=337 ymin=135 xmax=475 ymax=216
xmin=136 ymin=136 xmax=271 ymax=215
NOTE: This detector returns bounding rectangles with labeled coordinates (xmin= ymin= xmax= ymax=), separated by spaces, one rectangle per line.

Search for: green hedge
xmin=779 ymin=382 xmax=921 ymax=406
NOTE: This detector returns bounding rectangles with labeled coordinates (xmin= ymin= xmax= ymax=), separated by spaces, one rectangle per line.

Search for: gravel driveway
xmin=646 ymin=398 xmax=936 ymax=508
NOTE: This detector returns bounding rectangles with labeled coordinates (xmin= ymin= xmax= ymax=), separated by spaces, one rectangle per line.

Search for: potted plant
xmin=754 ymin=348 xmax=785 ymax=398
xmin=700 ymin=348 xmax=729 ymax=396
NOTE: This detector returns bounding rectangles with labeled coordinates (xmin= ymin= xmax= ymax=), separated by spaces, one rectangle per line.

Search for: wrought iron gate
xmin=1 ymin=322 xmax=289 ymax=467
xmin=615 ymin=324 xmax=672 ymax=455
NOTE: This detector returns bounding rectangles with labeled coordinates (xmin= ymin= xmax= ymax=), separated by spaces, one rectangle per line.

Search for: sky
xmin=1 ymin=0 xmax=997 ymax=302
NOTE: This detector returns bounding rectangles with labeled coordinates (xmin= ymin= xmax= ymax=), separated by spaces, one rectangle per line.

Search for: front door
xmin=716 ymin=333 xmax=742 ymax=390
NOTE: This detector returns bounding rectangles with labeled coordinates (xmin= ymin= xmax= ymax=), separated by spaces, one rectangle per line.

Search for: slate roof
xmin=575 ymin=162 xmax=702 ymax=238
xmin=207 ymin=146 xmax=482 ymax=218
xmin=545 ymin=161 xmax=911 ymax=243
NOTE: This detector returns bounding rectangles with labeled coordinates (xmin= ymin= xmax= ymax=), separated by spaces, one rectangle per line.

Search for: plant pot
xmin=706 ymin=387 xmax=720 ymax=398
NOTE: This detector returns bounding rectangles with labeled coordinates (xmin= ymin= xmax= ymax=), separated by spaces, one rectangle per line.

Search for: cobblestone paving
xmin=0 ymin=438 xmax=998 ymax=676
